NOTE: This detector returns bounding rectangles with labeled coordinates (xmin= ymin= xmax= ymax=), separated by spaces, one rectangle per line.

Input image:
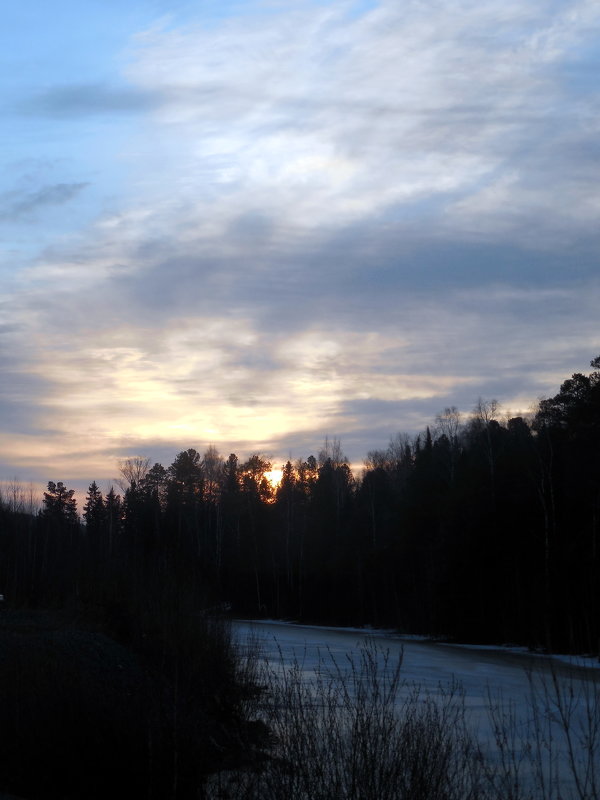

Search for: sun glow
xmin=264 ymin=468 xmax=283 ymax=488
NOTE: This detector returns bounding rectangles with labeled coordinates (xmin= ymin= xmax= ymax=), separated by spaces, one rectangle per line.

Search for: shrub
xmin=209 ymin=640 xmax=487 ymax=799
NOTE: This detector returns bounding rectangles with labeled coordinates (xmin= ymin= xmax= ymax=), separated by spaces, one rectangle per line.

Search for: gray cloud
xmin=21 ymin=84 xmax=163 ymax=118
xmin=0 ymin=182 xmax=88 ymax=223
xmin=97 ymin=218 xmax=600 ymax=342
xmin=3 ymin=0 xmax=600 ymax=483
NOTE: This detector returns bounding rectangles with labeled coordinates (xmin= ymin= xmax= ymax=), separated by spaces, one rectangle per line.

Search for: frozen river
xmin=232 ymin=620 xmax=600 ymax=799
xmin=233 ymin=619 xmax=597 ymax=705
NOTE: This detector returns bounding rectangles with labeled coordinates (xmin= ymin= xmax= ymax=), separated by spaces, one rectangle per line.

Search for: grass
xmin=483 ymin=661 xmax=600 ymax=800
xmin=209 ymin=639 xmax=485 ymax=799
xmin=2 ymin=601 xmax=598 ymax=799
xmin=208 ymin=637 xmax=600 ymax=800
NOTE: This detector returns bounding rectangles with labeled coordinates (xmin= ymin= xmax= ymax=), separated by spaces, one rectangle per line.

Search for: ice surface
xmin=233 ymin=620 xmax=600 ymax=798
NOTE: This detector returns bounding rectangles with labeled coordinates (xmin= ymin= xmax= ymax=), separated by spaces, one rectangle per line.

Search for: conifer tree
xmin=83 ymin=481 xmax=105 ymax=530
xmin=42 ymin=481 xmax=78 ymax=525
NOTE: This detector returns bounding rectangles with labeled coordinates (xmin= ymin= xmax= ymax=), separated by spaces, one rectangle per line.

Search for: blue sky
xmin=1 ymin=0 xmax=600 ymax=495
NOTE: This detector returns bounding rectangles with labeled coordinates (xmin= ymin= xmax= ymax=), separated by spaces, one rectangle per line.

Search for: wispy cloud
xmin=121 ymin=0 xmax=600 ymax=242
xmin=21 ymin=84 xmax=163 ymax=118
xmin=1 ymin=0 xmax=600 ymax=487
xmin=0 ymin=182 xmax=88 ymax=223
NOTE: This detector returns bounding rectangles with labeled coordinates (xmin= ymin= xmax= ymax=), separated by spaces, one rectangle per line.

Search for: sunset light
xmin=2 ymin=5 xmax=600 ymax=797
xmin=1 ymin=0 xmax=599 ymax=496
xmin=264 ymin=468 xmax=283 ymax=489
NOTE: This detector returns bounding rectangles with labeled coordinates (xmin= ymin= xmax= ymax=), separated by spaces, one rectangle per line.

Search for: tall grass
xmin=483 ymin=662 xmax=600 ymax=800
xmin=209 ymin=640 xmax=486 ymax=799
xmin=209 ymin=639 xmax=600 ymax=800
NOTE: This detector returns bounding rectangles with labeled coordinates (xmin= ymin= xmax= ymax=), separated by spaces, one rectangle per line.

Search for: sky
xmin=1 ymin=0 xmax=600 ymax=496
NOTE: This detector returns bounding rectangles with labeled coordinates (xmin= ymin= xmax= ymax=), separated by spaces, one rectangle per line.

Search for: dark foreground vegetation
xmin=211 ymin=638 xmax=600 ymax=800
xmin=0 ymin=606 xmax=264 ymax=799
xmin=0 ymin=356 xmax=599 ymax=797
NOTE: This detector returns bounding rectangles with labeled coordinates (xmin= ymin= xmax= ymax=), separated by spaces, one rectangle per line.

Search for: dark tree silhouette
xmin=2 ymin=356 xmax=600 ymax=655
xmin=43 ymin=481 xmax=78 ymax=525
xmin=83 ymin=481 xmax=105 ymax=530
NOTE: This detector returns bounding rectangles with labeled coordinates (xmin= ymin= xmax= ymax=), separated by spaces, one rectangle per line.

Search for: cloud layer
xmin=2 ymin=0 xmax=600 ymax=490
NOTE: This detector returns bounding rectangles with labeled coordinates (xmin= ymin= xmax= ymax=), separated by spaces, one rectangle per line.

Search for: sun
xmin=264 ymin=468 xmax=283 ymax=488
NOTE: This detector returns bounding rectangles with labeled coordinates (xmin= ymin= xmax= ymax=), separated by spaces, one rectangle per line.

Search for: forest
xmin=1 ymin=355 xmax=599 ymax=654
xmin=1 ymin=355 xmax=599 ymax=798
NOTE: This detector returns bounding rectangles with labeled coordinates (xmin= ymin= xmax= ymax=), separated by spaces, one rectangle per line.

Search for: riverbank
xmin=0 ymin=608 xmax=263 ymax=800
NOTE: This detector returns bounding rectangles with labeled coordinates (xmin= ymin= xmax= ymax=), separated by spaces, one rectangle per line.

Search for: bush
xmin=0 ymin=608 xmax=264 ymax=800
xmin=209 ymin=640 xmax=487 ymax=799
xmin=209 ymin=639 xmax=600 ymax=800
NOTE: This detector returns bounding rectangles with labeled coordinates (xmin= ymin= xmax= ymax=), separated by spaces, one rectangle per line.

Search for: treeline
xmin=1 ymin=357 xmax=599 ymax=653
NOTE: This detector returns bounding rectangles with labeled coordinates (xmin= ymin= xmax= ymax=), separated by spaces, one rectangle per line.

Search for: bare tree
xmin=364 ymin=449 xmax=390 ymax=473
xmin=0 ymin=479 xmax=39 ymax=515
xmin=435 ymin=407 xmax=463 ymax=484
xmin=386 ymin=432 xmax=412 ymax=466
xmin=473 ymin=397 xmax=499 ymax=427
xmin=318 ymin=436 xmax=347 ymax=469
xmin=117 ymin=456 xmax=151 ymax=491
xmin=472 ymin=398 xmax=500 ymax=507
xmin=435 ymin=406 xmax=463 ymax=444
xmin=202 ymin=445 xmax=224 ymax=504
